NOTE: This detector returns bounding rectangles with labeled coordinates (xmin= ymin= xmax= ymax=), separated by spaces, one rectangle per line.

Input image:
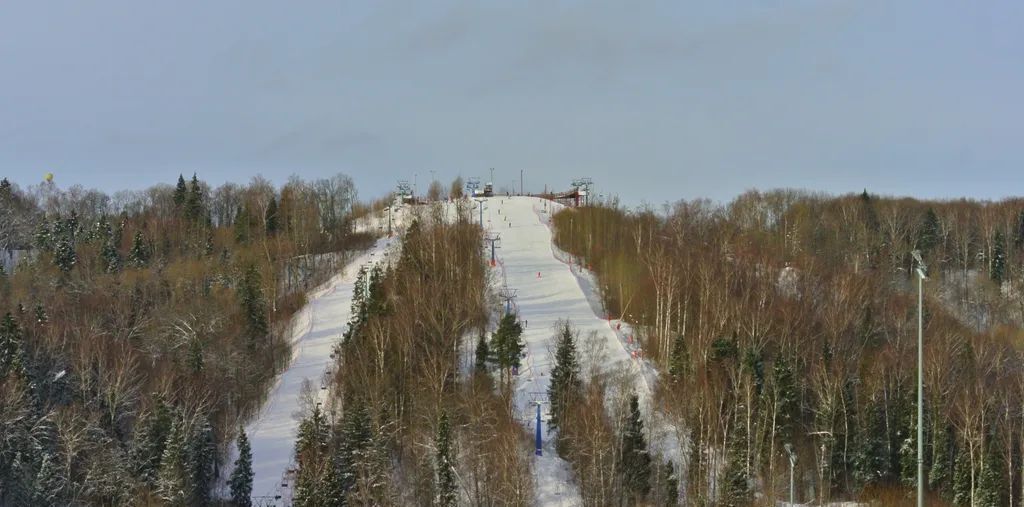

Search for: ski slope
xmin=487 ymin=196 xmax=680 ymax=506
xmin=241 ymin=235 xmax=399 ymax=505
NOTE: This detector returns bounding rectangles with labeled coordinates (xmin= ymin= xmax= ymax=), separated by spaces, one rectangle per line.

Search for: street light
xmin=912 ymin=250 xmax=927 ymax=507
xmin=784 ymin=443 xmax=796 ymax=505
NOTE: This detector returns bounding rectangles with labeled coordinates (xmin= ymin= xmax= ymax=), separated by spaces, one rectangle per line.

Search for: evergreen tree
xmin=53 ymin=231 xmax=76 ymax=273
xmin=156 ymin=414 xmax=189 ymax=505
xmin=436 ymin=411 xmax=457 ymax=507
xmin=265 ymin=196 xmax=279 ymax=236
xmin=187 ymin=338 xmax=204 ymax=374
xmin=238 ymin=264 xmax=269 ymax=342
xmin=990 ymin=231 xmax=1006 ymax=284
xmin=975 ymin=440 xmax=1005 ymax=507
xmin=101 ymin=233 xmax=120 ymax=273
xmin=474 ymin=331 xmax=489 ymax=374
xmin=335 ymin=401 xmax=371 ymax=500
xmin=173 ymin=174 xmax=188 ymax=208
xmin=919 ymin=208 xmax=941 ymax=253
xmin=129 ymin=231 xmax=150 ymax=268
xmin=489 ymin=313 xmax=524 ymax=381
xmin=720 ymin=407 xmax=750 ymax=507
xmin=619 ymin=394 xmax=652 ymax=502
xmin=293 ymin=405 xmax=331 ymax=507
xmin=662 ymin=460 xmax=678 ymax=506
xmin=951 ymin=443 xmax=972 ymax=507
xmin=187 ymin=415 xmax=216 ymax=505
xmin=34 ymin=305 xmax=46 ymax=325
xmin=547 ymin=322 xmax=581 ymax=434
xmin=0 ymin=312 xmax=24 ymax=378
xmin=234 ymin=205 xmax=249 ymax=244
xmin=667 ymin=333 xmax=688 ymax=382
xmin=930 ymin=426 xmax=952 ymax=496
xmin=229 ymin=427 xmax=253 ymax=507
xmin=772 ymin=355 xmax=798 ymax=443
xmin=130 ymin=396 xmax=173 ymax=485
xmin=1016 ymin=210 xmax=1024 ymax=250
xmin=186 ymin=173 xmax=203 ymax=222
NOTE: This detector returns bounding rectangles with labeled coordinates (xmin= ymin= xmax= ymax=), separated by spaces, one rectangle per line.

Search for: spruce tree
xmin=156 ymin=414 xmax=188 ymax=505
xmin=547 ymin=322 xmax=581 ymax=434
xmin=130 ymin=396 xmax=173 ymax=485
xmin=930 ymin=426 xmax=952 ymax=496
xmin=474 ymin=332 xmax=489 ymax=374
xmin=919 ymin=208 xmax=941 ymax=253
xmin=720 ymin=407 xmax=750 ymax=507
xmin=667 ymin=333 xmax=688 ymax=382
xmin=662 ymin=460 xmax=678 ymax=506
xmin=265 ymin=196 xmax=279 ymax=236
xmin=0 ymin=312 xmax=23 ymax=378
xmin=229 ymin=427 xmax=253 ymax=507
xmin=489 ymin=313 xmax=524 ymax=381
xmin=53 ymin=232 xmax=76 ymax=273
xmin=234 ymin=205 xmax=249 ymax=244
xmin=129 ymin=231 xmax=150 ymax=268
xmin=976 ymin=440 xmax=1005 ymax=507
xmin=990 ymin=231 xmax=1006 ymax=284
xmin=173 ymin=174 xmax=187 ymax=208
xmin=186 ymin=415 xmax=216 ymax=505
xmin=336 ymin=401 xmax=371 ymax=499
xmin=186 ymin=173 xmax=203 ymax=222
xmin=951 ymin=443 xmax=971 ymax=507
xmin=436 ymin=411 xmax=457 ymax=507
xmin=619 ymin=394 xmax=652 ymax=502
xmin=772 ymin=355 xmax=798 ymax=443
xmin=101 ymin=234 xmax=120 ymax=273
xmin=239 ymin=264 xmax=269 ymax=341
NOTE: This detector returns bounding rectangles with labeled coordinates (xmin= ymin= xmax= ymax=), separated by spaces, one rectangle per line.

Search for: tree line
xmin=551 ymin=189 xmax=1024 ymax=506
xmin=0 ymin=173 xmax=370 ymax=505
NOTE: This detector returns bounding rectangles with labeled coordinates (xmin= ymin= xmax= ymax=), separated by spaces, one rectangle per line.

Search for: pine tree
xmin=265 ymin=196 xmax=279 ymax=236
xmin=772 ymin=355 xmax=798 ymax=443
xmin=156 ymin=414 xmax=189 ymax=505
xmin=293 ymin=406 xmax=331 ymax=507
xmin=662 ymin=460 xmax=678 ymax=506
xmin=229 ymin=427 xmax=254 ymax=507
xmin=173 ymin=174 xmax=187 ymax=208
xmin=335 ymin=401 xmax=371 ymax=499
xmin=930 ymin=425 xmax=952 ymax=496
xmin=720 ymin=407 xmax=750 ymax=507
xmin=436 ymin=411 xmax=457 ymax=507
xmin=53 ymin=229 xmax=76 ymax=273
xmin=619 ymin=394 xmax=652 ymax=502
xmin=548 ymin=322 xmax=581 ymax=434
xmin=101 ymin=233 xmax=120 ymax=273
xmin=234 ymin=205 xmax=249 ymax=244
xmin=474 ymin=332 xmax=489 ymax=374
xmin=990 ymin=231 xmax=1006 ymax=284
xmin=187 ymin=338 xmax=204 ymax=374
xmin=667 ymin=333 xmax=688 ymax=382
xmin=129 ymin=231 xmax=150 ymax=268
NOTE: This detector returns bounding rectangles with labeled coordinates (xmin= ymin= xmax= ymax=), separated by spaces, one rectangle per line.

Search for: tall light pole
xmin=912 ymin=250 xmax=927 ymax=507
xmin=784 ymin=443 xmax=796 ymax=505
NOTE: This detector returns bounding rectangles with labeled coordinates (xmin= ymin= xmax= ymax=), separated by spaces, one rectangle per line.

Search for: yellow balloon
xmin=44 ymin=172 xmax=53 ymax=182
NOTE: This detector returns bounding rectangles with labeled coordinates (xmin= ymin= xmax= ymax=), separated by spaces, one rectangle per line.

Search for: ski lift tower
xmin=527 ymin=392 xmax=548 ymax=456
xmin=397 ymin=180 xmax=413 ymax=204
xmin=498 ymin=286 xmax=517 ymax=316
xmin=571 ymin=177 xmax=593 ymax=206
xmin=466 ymin=177 xmax=481 ymax=197
xmin=472 ymin=197 xmax=487 ymax=226
xmin=484 ymin=232 xmax=500 ymax=267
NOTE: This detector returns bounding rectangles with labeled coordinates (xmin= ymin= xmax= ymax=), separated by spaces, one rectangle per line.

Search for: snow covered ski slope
xmin=488 ymin=196 xmax=680 ymax=506
xmin=242 ymin=236 xmax=399 ymax=505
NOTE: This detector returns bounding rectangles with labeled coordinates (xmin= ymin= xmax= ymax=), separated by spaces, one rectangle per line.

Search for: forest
xmin=550 ymin=189 xmax=1024 ymax=506
xmin=0 ymin=174 xmax=371 ymax=505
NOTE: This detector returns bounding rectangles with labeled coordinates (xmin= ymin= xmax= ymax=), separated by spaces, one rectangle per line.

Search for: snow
xmin=237 ymin=235 xmax=403 ymax=505
xmin=488 ymin=196 xmax=681 ymax=506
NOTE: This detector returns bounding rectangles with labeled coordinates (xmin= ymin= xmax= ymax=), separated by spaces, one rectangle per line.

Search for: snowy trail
xmin=242 ymin=235 xmax=399 ymax=505
xmin=489 ymin=196 xmax=680 ymax=506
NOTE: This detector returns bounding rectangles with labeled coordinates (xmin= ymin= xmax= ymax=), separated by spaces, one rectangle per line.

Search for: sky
xmin=1 ymin=1 xmax=1022 ymax=206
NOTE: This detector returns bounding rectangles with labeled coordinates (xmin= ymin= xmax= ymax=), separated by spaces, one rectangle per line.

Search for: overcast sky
xmin=2 ymin=1 xmax=1022 ymax=205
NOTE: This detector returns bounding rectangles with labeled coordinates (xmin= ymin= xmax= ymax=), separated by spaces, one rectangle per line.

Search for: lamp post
xmin=784 ymin=443 xmax=796 ymax=505
xmin=912 ymin=250 xmax=927 ymax=507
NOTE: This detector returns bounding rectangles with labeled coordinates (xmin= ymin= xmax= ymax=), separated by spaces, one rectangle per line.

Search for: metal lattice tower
xmin=484 ymin=232 xmax=501 ymax=265
xmin=498 ymin=286 xmax=518 ymax=315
